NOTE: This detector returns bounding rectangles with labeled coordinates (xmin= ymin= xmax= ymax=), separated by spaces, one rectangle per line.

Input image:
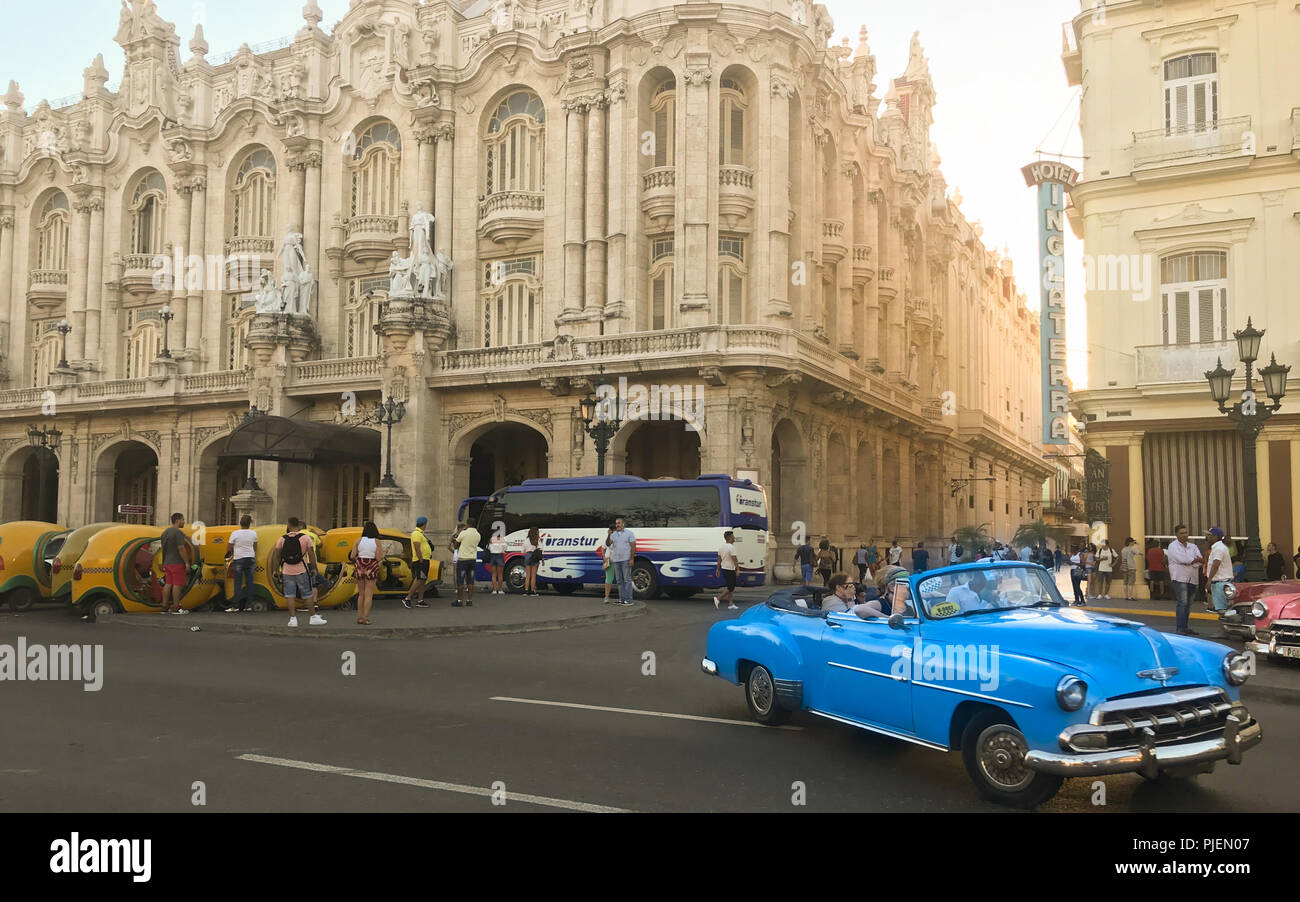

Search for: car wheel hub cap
xmin=751 ymin=670 xmax=773 ymax=714
xmin=980 ymin=728 xmax=1032 ymax=791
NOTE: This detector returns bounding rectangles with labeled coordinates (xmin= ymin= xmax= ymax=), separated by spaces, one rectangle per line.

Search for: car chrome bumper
xmin=700 ymin=657 xmax=718 ymax=676
xmin=1025 ymin=714 xmax=1262 ymax=778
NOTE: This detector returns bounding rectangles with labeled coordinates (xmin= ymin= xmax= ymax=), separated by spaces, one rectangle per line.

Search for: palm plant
xmin=952 ymin=523 xmax=992 ymax=562
xmin=1012 ymin=518 xmax=1070 ymax=551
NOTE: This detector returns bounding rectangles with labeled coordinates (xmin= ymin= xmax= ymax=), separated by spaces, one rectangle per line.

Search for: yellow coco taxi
xmin=229 ymin=525 xmax=354 ymax=611
xmin=70 ymin=525 xmax=224 ymax=617
xmin=51 ymin=522 xmax=119 ymax=605
xmin=319 ymin=527 xmax=440 ymax=602
xmin=0 ymin=520 xmax=71 ymax=611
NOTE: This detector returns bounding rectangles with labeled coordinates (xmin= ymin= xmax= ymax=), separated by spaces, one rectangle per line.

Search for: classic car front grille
xmin=1269 ymin=620 xmax=1300 ymax=645
xmin=1062 ymin=688 xmax=1238 ymax=752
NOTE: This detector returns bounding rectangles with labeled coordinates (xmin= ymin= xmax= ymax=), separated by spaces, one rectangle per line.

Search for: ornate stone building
xmin=0 ymin=0 xmax=1049 ymax=556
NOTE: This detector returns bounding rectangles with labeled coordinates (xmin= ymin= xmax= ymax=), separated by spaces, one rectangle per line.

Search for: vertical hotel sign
xmin=1021 ymin=160 xmax=1079 ymax=445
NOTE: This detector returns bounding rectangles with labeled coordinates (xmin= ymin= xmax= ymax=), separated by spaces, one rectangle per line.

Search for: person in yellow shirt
xmin=405 ymin=516 xmax=433 ymax=609
xmin=453 ymin=522 xmax=481 ymax=607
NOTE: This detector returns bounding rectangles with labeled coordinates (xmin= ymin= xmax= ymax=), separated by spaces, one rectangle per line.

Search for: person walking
xmin=452 ymin=519 xmax=481 ymax=606
xmin=1145 ymin=539 xmax=1167 ymax=600
xmin=1096 ymin=539 xmax=1116 ymax=598
xmin=1167 ymin=525 xmax=1204 ymax=635
xmin=522 ymin=526 xmax=542 ymax=596
xmin=404 ymin=516 xmax=433 ymax=608
xmin=947 ymin=536 xmax=962 ymax=566
xmin=816 ymin=540 xmax=836 ymax=587
xmin=888 ymin=539 xmax=903 ymax=567
xmin=1266 ymin=542 xmax=1284 ymax=581
xmin=714 ymin=530 xmax=739 ymax=610
xmin=606 ymin=518 xmax=637 ymax=605
xmin=600 ymin=527 xmax=616 ymax=604
xmin=487 ymin=530 xmax=506 ymax=595
xmin=1205 ymin=527 xmax=1234 ymax=614
xmin=1120 ymin=537 xmax=1140 ymax=601
xmin=1068 ymin=549 xmax=1086 ymax=605
xmin=911 ymin=541 xmax=930 ymax=574
xmin=1082 ymin=544 xmax=1098 ymax=599
xmin=794 ymin=538 xmax=816 ymax=585
xmin=276 ymin=517 xmax=325 ymax=626
xmin=159 ymin=512 xmax=194 ymax=615
xmin=349 ymin=520 xmax=381 ymax=625
xmin=854 ymin=543 xmax=869 ymax=582
xmin=865 ymin=539 xmax=879 ymax=577
xmin=224 ymin=515 xmax=257 ymax=613
xmin=1054 ymin=547 xmax=1064 ymax=572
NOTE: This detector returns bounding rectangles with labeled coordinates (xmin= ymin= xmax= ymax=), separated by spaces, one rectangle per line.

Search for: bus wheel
xmin=505 ymin=561 xmax=528 ymax=593
xmin=631 ymin=561 xmax=659 ymax=600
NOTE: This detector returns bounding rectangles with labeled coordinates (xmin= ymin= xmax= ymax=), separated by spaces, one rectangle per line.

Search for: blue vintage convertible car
xmin=702 ymin=562 xmax=1262 ymax=807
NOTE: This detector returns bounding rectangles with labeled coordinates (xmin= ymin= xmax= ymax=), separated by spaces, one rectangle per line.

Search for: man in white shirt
xmin=1205 ymin=526 xmax=1234 ymax=614
xmin=1166 ymin=525 xmax=1204 ymax=635
xmin=606 ymin=518 xmax=638 ymax=605
xmin=947 ymin=571 xmax=995 ymax=613
xmin=888 ymin=540 xmax=902 ymax=566
xmin=948 ymin=537 xmax=962 ymax=565
xmin=225 ymin=515 xmax=258 ymax=613
xmin=714 ymin=530 xmax=739 ymax=610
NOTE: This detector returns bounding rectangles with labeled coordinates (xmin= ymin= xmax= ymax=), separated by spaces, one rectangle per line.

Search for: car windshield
xmin=918 ymin=565 xmax=1066 ymax=619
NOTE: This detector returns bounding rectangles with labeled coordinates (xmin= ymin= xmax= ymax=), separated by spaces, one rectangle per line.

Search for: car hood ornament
xmin=1136 ymin=666 xmax=1179 ymax=684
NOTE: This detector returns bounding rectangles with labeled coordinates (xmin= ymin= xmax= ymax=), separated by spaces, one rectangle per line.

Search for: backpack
xmin=954 ymin=544 xmax=964 ymax=559
xmin=281 ymin=533 xmax=305 ymax=566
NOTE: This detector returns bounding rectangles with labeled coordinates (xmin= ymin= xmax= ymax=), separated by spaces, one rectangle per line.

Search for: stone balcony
xmin=905 ymin=296 xmax=931 ymax=325
xmin=877 ymin=266 xmax=897 ymax=299
xmin=477 ymin=190 xmax=544 ymax=245
xmin=0 ymin=368 xmax=249 ymax=412
xmin=717 ymin=165 xmax=755 ymax=228
xmin=851 ymin=245 xmax=872 ymax=285
xmin=1131 ymin=115 xmax=1252 ymax=176
xmin=640 ymin=166 xmax=676 ymax=230
xmin=821 ymin=219 xmax=847 ymax=263
xmin=344 ymin=214 xmax=401 ymax=265
xmin=121 ymin=252 xmax=162 ymax=296
xmin=1135 ymin=340 xmax=1235 ymax=386
xmin=27 ymin=269 xmax=68 ymax=309
xmin=286 ymin=356 xmax=382 ymax=397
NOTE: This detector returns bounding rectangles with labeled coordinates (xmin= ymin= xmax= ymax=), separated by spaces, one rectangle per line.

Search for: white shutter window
xmin=652 ymin=274 xmax=666 ymax=330
xmin=729 ymin=269 xmax=743 ymax=323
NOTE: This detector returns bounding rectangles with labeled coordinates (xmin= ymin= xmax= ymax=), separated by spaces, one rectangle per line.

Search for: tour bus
xmin=456 ymin=496 xmax=490 ymax=528
xmin=471 ymin=474 xmax=768 ymax=600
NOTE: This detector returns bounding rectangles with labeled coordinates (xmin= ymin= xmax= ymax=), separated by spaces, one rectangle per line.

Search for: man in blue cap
xmin=1205 ymin=526 xmax=1233 ymax=614
xmin=405 ymin=515 xmax=433 ymax=608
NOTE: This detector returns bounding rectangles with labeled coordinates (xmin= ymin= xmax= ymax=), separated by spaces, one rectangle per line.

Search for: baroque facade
xmin=0 ymin=0 xmax=1049 ymax=558
xmin=1063 ymin=0 xmax=1300 ymax=580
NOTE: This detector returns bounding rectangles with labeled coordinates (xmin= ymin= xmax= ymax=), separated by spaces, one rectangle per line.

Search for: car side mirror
xmin=888 ymin=612 xmax=906 ymax=630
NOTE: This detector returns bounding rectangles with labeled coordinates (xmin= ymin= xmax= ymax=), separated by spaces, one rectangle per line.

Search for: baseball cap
xmin=1207 ymin=526 xmax=1225 ymax=539
xmin=415 ymin=516 xmax=428 ymax=526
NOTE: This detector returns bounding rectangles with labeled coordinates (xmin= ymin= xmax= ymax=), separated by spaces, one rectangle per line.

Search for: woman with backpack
xmin=816 ymin=540 xmax=836 ymax=587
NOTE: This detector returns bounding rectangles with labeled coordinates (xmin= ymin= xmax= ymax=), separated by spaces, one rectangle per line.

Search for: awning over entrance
xmin=221 ymin=416 xmax=381 ymax=464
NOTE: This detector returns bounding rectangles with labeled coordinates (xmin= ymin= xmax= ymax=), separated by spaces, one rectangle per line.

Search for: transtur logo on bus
xmin=538 ymin=535 xmax=601 ymax=548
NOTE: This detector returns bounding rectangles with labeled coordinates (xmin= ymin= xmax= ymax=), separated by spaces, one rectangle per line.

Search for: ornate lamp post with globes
xmin=1204 ymin=318 xmax=1292 ymax=582
xmin=578 ymin=391 xmax=621 ymax=476
xmin=158 ymin=304 xmax=175 ymax=358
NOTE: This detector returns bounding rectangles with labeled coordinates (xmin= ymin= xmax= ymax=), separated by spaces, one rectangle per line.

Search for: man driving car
xmin=946 ymin=571 xmax=996 ymax=612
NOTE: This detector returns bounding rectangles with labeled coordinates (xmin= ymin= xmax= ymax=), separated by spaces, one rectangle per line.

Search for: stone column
xmin=562 ymin=99 xmax=587 ymax=319
xmin=433 ymin=123 xmax=455 ymax=254
xmin=416 ymin=127 xmax=436 ymax=222
xmin=85 ymin=196 xmax=106 ymax=366
xmin=185 ymin=176 xmax=206 ymax=351
xmin=603 ymin=79 xmax=627 ymax=321
xmin=303 ymin=151 xmax=323 ymax=277
xmin=286 ymin=152 xmax=307 ymax=232
xmin=0 ymin=207 xmax=17 ymax=375
xmin=863 ymin=193 xmax=881 ymax=369
xmin=678 ymin=63 xmax=711 ymax=324
xmin=837 ymin=164 xmax=856 ymax=357
xmin=169 ymin=184 xmax=192 ymax=352
xmin=1128 ymin=436 xmax=1147 ymax=598
xmin=67 ymin=199 xmax=92 ymax=363
xmin=583 ymin=96 xmax=608 ymax=316
xmin=766 ymin=76 xmax=793 ymax=323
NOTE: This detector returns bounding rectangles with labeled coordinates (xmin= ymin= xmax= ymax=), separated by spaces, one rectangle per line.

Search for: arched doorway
xmin=21 ymin=447 xmax=60 ymax=522
xmin=622 ymin=420 xmax=701 ymax=479
xmin=468 ymin=423 xmax=550 ymax=496
xmin=93 ymin=441 xmax=159 ymax=523
xmin=770 ymin=419 xmax=808 ymax=542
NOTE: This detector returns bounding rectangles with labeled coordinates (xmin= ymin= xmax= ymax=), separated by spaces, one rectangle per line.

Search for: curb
xmin=95 ymin=603 xmax=646 ymax=639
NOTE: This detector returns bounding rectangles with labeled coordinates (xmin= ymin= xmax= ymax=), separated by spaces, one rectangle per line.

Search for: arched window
xmin=224 ymin=293 xmax=256 ymax=371
xmin=485 ymin=91 xmax=546 ymax=195
xmin=1160 ymin=251 xmax=1228 ymax=345
xmin=719 ymin=78 xmax=748 ymax=167
xmin=649 ymin=235 xmax=674 ymax=330
xmin=481 ymin=255 xmax=541 ymax=347
xmin=122 ymin=309 xmax=162 ymax=379
xmin=231 ymin=148 xmax=277 ymax=240
xmin=36 ymin=193 xmax=69 ymax=272
xmin=344 ymin=276 xmax=389 ymax=358
xmin=31 ymin=321 xmax=63 ymax=387
xmin=1163 ymin=53 xmax=1217 ymax=134
xmin=717 ymin=233 xmax=746 ymax=324
xmin=130 ymin=172 xmax=166 ymax=256
xmin=350 ymin=122 xmax=402 ymax=217
xmin=651 ymin=78 xmax=676 ymax=168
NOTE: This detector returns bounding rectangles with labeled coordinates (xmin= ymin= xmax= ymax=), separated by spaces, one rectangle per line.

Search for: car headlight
xmin=1251 ymin=601 xmax=1267 ymax=620
xmin=1056 ymin=675 xmax=1087 ymax=711
xmin=1223 ymin=652 xmax=1252 ymax=686
xmin=1222 ymin=582 xmax=1236 ymax=602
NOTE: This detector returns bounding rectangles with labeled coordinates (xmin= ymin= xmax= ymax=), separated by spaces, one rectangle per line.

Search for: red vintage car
xmin=1220 ymin=580 xmax=1300 ymax=661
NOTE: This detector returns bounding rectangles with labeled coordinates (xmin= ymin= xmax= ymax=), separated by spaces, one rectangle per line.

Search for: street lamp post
xmin=578 ymin=392 xmax=621 ymax=476
xmin=1205 ymin=317 xmax=1292 ymax=582
xmin=158 ymin=305 xmax=175 ymax=358
xmin=947 ymin=476 xmax=996 ymax=498
xmin=27 ymin=422 xmax=62 ymax=451
xmin=55 ymin=319 xmax=72 ymax=369
xmin=374 ymin=396 xmax=406 ymax=488
xmin=239 ymin=405 xmax=266 ymax=491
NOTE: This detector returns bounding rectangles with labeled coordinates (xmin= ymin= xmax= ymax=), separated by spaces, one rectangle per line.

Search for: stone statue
xmin=433 ymin=248 xmax=454 ymax=299
xmin=388 ymin=251 xmax=415 ymax=296
xmin=790 ymin=0 xmax=808 ymax=27
xmin=295 ymin=267 xmax=315 ymax=316
xmin=279 ymin=231 xmax=306 ymax=313
xmin=491 ymin=0 xmax=514 ymax=33
xmin=254 ymin=269 xmax=281 ymax=313
xmin=907 ymin=344 xmax=919 ymax=385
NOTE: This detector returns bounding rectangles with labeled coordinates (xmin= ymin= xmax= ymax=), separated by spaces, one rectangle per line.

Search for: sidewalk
xmin=97 ymin=592 xmax=645 ymax=639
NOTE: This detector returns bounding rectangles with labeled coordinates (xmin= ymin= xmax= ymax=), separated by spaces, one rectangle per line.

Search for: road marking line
xmin=490 ymin=696 xmax=803 ymax=730
xmin=235 ymin=754 xmax=630 ymax=813
xmin=1088 ymin=606 xmax=1219 ymax=621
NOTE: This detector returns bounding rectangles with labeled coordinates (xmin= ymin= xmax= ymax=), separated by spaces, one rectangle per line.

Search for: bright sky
xmin=1 ymin=0 xmax=1087 ymax=385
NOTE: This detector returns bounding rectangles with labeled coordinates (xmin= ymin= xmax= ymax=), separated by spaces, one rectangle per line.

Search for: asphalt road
xmin=3 ymin=588 xmax=1298 ymax=813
